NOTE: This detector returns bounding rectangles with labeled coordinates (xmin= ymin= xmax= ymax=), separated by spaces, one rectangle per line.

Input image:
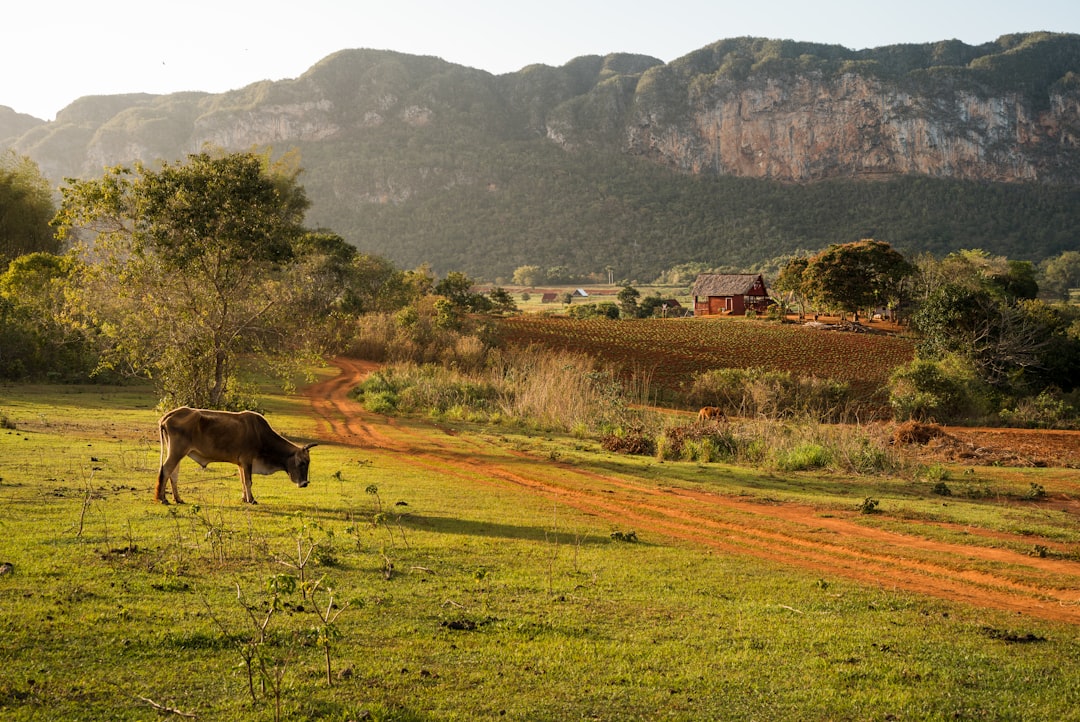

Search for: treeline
xmin=5 ymin=150 xmax=1080 ymax=430
xmin=323 ymin=145 xmax=1080 ymax=283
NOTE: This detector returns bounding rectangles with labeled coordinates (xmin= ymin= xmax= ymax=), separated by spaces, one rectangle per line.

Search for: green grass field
xmin=2 ymin=380 xmax=1080 ymax=721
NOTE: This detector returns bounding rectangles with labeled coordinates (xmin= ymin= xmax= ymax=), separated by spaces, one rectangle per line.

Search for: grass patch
xmin=2 ymin=382 xmax=1080 ymax=720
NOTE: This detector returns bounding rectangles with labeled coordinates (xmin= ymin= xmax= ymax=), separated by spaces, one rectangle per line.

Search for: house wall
xmin=694 ymin=295 xmax=746 ymax=315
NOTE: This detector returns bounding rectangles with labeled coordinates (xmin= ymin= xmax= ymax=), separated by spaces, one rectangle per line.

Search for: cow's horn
xmin=302 ymin=442 xmax=319 ymax=451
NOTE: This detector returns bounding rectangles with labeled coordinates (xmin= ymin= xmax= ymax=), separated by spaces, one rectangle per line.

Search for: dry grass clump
xmin=892 ymin=421 xmax=946 ymax=445
xmin=600 ymin=428 xmax=657 ymax=455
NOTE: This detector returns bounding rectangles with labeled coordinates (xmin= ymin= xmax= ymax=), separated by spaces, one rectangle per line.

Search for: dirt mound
xmin=892 ymin=421 xmax=947 ymax=445
xmin=890 ymin=421 xmax=1070 ymax=467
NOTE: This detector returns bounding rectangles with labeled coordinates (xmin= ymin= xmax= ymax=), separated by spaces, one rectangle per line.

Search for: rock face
xmin=625 ymin=72 xmax=1059 ymax=182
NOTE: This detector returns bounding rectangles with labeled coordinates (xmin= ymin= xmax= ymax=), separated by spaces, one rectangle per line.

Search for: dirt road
xmin=305 ymin=358 xmax=1080 ymax=625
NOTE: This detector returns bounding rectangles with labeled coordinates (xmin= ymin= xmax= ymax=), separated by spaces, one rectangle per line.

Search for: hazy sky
xmin=4 ymin=0 xmax=1080 ymax=120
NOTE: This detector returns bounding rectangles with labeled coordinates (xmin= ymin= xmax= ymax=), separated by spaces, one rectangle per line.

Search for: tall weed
xmin=689 ymin=367 xmax=868 ymax=422
xmin=656 ymin=417 xmax=903 ymax=474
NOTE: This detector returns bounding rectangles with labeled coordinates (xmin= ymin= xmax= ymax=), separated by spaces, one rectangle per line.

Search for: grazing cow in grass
xmin=156 ymin=407 xmax=316 ymax=504
xmin=697 ymin=406 xmax=726 ymax=422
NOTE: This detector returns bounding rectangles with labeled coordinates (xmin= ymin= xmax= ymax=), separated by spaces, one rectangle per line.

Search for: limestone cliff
xmin=622 ymin=70 xmax=1078 ymax=182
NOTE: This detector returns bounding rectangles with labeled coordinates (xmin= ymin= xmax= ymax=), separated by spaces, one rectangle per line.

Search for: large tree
xmin=0 ymin=151 xmax=58 ymax=267
xmin=803 ymin=239 xmax=915 ymax=320
xmin=54 ymin=151 xmax=315 ymax=408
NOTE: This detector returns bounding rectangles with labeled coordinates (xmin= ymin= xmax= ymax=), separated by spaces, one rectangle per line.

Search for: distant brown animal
xmin=156 ymin=407 xmax=317 ymax=504
xmin=697 ymin=406 xmax=726 ymax=422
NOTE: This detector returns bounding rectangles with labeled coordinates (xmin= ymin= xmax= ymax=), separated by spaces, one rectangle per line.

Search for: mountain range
xmin=3 ymin=32 xmax=1080 ymax=281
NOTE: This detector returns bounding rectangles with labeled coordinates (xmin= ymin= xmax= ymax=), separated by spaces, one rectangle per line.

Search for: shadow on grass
xmin=400 ymin=513 xmax=613 ymax=545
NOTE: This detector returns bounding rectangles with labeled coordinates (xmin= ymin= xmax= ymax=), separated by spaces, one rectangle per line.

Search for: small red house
xmin=692 ymin=274 xmax=771 ymax=316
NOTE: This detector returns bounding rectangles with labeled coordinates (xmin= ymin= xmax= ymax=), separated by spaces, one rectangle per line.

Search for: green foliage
xmin=774 ymin=443 xmax=833 ymax=471
xmin=912 ymin=274 xmax=1080 ymax=395
xmin=0 ymin=252 xmax=99 ymax=381
xmin=857 ymin=497 xmax=881 ymax=514
xmin=53 ymin=150 xmax=320 ymax=408
xmin=0 ymin=151 xmax=57 ymax=267
xmin=998 ymin=390 xmax=1080 ymax=429
xmin=567 ymin=301 xmax=619 ymax=320
xmin=1040 ymin=250 xmax=1080 ymax=300
xmin=690 ymin=367 xmax=859 ymax=422
xmin=616 ymin=285 xmax=640 ymax=318
xmin=888 ymin=357 xmax=990 ymax=423
xmin=802 ymin=239 xmax=915 ymax=317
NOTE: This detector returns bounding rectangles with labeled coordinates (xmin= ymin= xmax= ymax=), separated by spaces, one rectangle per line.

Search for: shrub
xmin=690 ymin=367 xmax=859 ymax=422
xmin=568 ymin=302 xmax=620 ymax=320
xmin=657 ymin=421 xmax=737 ymax=462
xmin=774 ymin=443 xmax=833 ymax=471
xmin=601 ymin=428 xmax=656 ymax=455
xmin=888 ymin=356 xmax=990 ymax=423
xmin=858 ymin=497 xmax=881 ymax=514
xmin=998 ymin=390 xmax=1078 ymax=429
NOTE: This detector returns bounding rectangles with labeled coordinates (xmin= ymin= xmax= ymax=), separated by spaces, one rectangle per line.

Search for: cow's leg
xmin=156 ymin=441 xmax=188 ymax=504
xmin=157 ymin=452 xmax=187 ymax=504
xmin=168 ymin=463 xmax=183 ymax=504
xmin=155 ymin=465 xmax=170 ymax=503
xmin=239 ymin=463 xmax=257 ymax=504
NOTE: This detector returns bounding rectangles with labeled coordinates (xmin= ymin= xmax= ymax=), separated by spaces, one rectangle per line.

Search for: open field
xmin=2 ymin=365 xmax=1080 ymax=720
xmin=496 ymin=315 xmax=916 ymax=394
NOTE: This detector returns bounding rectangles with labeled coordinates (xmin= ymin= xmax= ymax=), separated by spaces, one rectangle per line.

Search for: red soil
xmin=304 ymin=358 xmax=1080 ymax=626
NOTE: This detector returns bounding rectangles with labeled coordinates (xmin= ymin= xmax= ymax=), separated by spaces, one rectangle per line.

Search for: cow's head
xmin=287 ymin=442 xmax=318 ymax=488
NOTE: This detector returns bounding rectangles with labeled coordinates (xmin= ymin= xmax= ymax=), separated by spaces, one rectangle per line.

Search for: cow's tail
xmin=155 ymin=414 xmax=170 ymax=501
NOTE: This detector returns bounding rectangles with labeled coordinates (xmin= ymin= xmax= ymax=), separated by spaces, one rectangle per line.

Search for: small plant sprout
xmin=857 ymin=497 xmax=880 ymax=514
xmin=277 ymin=515 xmax=319 ymax=597
xmin=365 ymin=484 xmax=383 ymax=514
xmin=1024 ymin=483 xmax=1047 ymax=500
xmin=303 ymin=576 xmax=351 ymax=686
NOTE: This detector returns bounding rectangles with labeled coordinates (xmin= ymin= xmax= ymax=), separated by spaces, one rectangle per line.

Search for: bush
xmin=775 ymin=443 xmax=833 ymax=471
xmin=888 ymin=356 xmax=990 ymax=423
xmin=657 ymin=421 xmax=737 ymax=462
xmin=690 ymin=367 xmax=860 ymax=422
xmin=568 ymin=302 xmax=620 ymax=320
xmin=998 ymin=390 xmax=1078 ymax=429
xmin=601 ymin=428 xmax=656 ymax=455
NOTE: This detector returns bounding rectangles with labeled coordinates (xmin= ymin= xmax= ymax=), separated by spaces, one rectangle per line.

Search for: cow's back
xmin=161 ymin=407 xmax=276 ymax=462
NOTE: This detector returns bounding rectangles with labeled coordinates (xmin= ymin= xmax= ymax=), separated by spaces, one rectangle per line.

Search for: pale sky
xmin=3 ymin=0 xmax=1079 ymax=121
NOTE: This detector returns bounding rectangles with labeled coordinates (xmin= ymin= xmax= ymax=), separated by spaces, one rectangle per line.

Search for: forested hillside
xmin=5 ymin=34 xmax=1080 ymax=281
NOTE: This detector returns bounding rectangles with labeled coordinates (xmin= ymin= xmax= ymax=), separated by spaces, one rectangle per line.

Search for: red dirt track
xmin=305 ymin=359 xmax=1080 ymax=626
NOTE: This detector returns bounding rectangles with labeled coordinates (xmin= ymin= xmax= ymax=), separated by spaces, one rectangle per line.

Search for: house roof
xmin=692 ymin=273 xmax=768 ymax=297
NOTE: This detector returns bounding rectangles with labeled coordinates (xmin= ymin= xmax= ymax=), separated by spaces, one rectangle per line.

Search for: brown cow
xmin=156 ymin=407 xmax=317 ymax=504
xmin=697 ymin=406 xmax=726 ymax=422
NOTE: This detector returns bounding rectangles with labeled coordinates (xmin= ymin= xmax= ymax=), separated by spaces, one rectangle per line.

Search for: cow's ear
xmin=302 ymin=443 xmax=319 ymax=451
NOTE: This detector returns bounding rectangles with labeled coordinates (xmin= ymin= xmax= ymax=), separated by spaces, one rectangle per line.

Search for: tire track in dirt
xmin=305 ymin=359 xmax=1080 ymax=625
